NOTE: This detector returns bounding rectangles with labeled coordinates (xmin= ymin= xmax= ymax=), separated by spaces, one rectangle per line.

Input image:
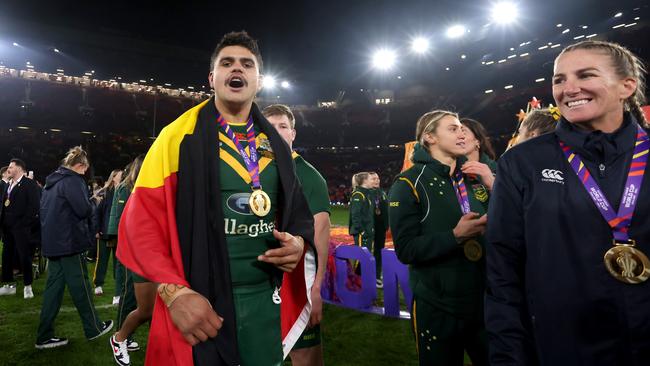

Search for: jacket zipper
xmin=598 ymin=163 xmax=606 ymax=178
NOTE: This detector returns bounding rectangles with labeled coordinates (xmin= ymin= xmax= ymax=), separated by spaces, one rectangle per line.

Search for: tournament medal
xmin=217 ymin=114 xmax=271 ymax=217
xmin=560 ymin=124 xmax=650 ymax=284
xmin=463 ymin=239 xmax=483 ymax=262
xmin=452 ymin=170 xmax=483 ymax=261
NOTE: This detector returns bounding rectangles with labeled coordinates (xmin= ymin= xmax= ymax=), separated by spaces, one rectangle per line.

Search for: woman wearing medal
xmin=388 ymin=110 xmax=488 ymax=366
xmin=486 ymin=40 xmax=650 ymax=366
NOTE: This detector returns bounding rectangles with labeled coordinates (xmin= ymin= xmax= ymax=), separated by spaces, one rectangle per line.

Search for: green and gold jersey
xmin=219 ymin=120 xmax=279 ymax=287
xmin=292 ymin=152 xmax=330 ymax=216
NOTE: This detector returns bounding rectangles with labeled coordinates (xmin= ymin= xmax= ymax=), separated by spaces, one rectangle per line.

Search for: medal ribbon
xmin=559 ymin=124 xmax=649 ymax=242
xmin=452 ymin=170 xmax=471 ymax=215
xmin=217 ymin=114 xmax=261 ymax=190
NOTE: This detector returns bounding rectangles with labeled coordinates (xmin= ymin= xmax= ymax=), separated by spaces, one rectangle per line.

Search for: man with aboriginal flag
xmin=115 ymin=31 xmax=316 ymax=366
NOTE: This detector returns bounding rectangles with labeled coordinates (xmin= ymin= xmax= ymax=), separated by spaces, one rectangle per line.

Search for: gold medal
xmin=604 ymin=240 xmax=650 ymax=284
xmin=4 ymin=199 xmax=9 ymax=207
xmin=463 ymin=240 xmax=483 ymax=262
xmin=375 ymin=208 xmax=381 ymax=215
xmin=249 ymin=189 xmax=271 ymax=217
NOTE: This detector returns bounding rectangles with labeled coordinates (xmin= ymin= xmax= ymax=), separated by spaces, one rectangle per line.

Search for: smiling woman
xmin=552 ymin=41 xmax=647 ymax=131
xmin=486 ymin=40 xmax=650 ymax=366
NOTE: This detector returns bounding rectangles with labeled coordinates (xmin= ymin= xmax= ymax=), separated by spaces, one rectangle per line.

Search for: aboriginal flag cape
xmin=117 ymin=98 xmax=316 ymax=366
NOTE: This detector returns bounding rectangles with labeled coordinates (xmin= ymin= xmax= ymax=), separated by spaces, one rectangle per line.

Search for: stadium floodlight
xmin=372 ymin=49 xmax=397 ymax=71
xmin=12 ymin=42 xmax=19 ymax=47
xmin=446 ymin=25 xmax=467 ymax=39
xmin=53 ymin=48 xmax=60 ymax=53
xmin=262 ymin=75 xmax=277 ymax=89
xmin=490 ymin=2 xmax=519 ymax=24
xmin=281 ymin=80 xmax=290 ymax=89
xmin=410 ymin=37 xmax=430 ymax=54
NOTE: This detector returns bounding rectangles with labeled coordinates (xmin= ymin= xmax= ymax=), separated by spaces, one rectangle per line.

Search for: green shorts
xmin=233 ymin=282 xmax=282 ymax=366
xmin=292 ymin=324 xmax=321 ymax=349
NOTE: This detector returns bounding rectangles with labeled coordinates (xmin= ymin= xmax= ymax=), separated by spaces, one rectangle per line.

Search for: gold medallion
xmin=249 ymin=189 xmax=271 ymax=217
xmin=4 ymin=199 xmax=9 ymax=207
xmin=604 ymin=241 xmax=650 ymax=284
xmin=464 ymin=240 xmax=483 ymax=262
xmin=375 ymin=208 xmax=381 ymax=215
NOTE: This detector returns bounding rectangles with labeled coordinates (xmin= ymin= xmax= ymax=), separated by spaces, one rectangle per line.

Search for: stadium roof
xmin=0 ymin=0 xmax=647 ymax=104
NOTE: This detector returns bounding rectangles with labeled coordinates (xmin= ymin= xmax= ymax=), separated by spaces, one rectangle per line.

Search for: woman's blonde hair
xmin=118 ymin=155 xmax=144 ymax=192
xmin=351 ymin=172 xmax=370 ymax=190
xmin=557 ymin=40 xmax=647 ymax=125
xmin=415 ymin=110 xmax=459 ymax=151
xmin=102 ymin=169 xmax=123 ymax=191
xmin=61 ymin=146 xmax=89 ymax=169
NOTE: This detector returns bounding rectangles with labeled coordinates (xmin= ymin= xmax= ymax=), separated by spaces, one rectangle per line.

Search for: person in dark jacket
xmin=389 ymin=110 xmax=488 ymax=366
xmin=91 ymin=168 xmax=123 ymax=296
xmin=0 ymin=159 xmax=40 ymax=299
xmin=35 ymin=146 xmax=113 ymax=350
xmin=368 ymin=172 xmax=388 ymax=288
xmin=486 ymin=40 xmax=650 ymax=366
xmin=348 ymin=172 xmax=375 ymax=252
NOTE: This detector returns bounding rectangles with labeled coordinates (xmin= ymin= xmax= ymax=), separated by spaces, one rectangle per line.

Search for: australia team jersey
xmin=219 ymin=120 xmax=279 ymax=287
xmin=292 ymin=152 xmax=330 ymax=216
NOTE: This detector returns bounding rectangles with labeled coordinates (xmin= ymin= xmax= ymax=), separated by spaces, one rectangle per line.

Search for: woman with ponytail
xmin=36 ymin=146 xmax=113 ymax=349
xmin=108 ymin=155 xmax=150 ymax=366
xmin=388 ymin=110 xmax=488 ymax=365
xmin=348 ymin=172 xmax=375 ymax=253
xmin=486 ymin=40 xmax=650 ymax=365
xmin=91 ymin=168 xmax=123 ymax=296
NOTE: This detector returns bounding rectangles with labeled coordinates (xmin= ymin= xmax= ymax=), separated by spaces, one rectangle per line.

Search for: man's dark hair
xmin=210 ymin=31 xmax=263 ymax=72
xmin=0 ymin=166 xmax=7 ymax=176
xmin=9 ymin=158 xmax=26 ymax=172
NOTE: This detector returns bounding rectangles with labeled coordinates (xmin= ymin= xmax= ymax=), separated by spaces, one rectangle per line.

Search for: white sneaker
xmin=95 ymin=286 xmax=104 ymax=296
xmin=24 ymin=285 xmax=34 ymax=299
xmin=110 ymin=334 xmax=131 ymax=366
xmin=376 ymin=279 xmax=383 ymax=289
xmin=112 ymin=296 xmax=120 ymax=305
xmin=126 ymin=339 xmax=140 ymax=351
xmin=0 ymin=284 xmax=17 ymax=296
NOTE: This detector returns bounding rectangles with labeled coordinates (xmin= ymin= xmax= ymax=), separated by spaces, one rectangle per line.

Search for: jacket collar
xmin=555 ymin=112 xmax=638 ymax=163
xmin=411 ymin=143 xmax=467 ymax=176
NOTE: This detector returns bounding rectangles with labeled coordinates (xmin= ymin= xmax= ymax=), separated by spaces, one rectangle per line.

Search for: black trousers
xmin=1 ymin=224 xmax=34 ymax=286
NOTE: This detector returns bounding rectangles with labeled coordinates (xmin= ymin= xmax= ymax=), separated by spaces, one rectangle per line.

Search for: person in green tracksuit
xmin=91 ymin=168 xmax=123 ymax=297
xmin=389 ymin=110 xmax=488 ymax=366
xmin=107 ymin=156 xmax=144 ymax=336
xmin=348 ymin=172 xmax=375 ymax=254
xmin=263 ymin=104 xmax=331 ymax=366
xmin=367 ymin=172 xmax=388 ymax=287
xmin=459 ymin=118 xmax=497 ymax=210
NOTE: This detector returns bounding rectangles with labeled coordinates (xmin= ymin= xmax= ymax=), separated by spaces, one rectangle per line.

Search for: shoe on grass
xmin=24 ymin=285 xmax=34 ymax=299
xmin=0 ymin=284 xmax=16 ymax=296
xmin=89 ymin=320 xmax=114 ymax=341
xmin=110 ymin=334 xmax=131 ymax=366
xmin=112 ymin=296 xmax=120 ymax=305
xmin=127 ymin=338 xmax=140 ymax=351
xmin=95 ymin=286 xmax=104 ymax=296
xmin=35 ymin=337 xmax=68 ymax=349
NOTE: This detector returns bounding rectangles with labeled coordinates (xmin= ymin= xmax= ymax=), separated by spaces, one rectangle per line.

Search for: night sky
xmin=0 ymin=0 xmax=646 ymax=103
